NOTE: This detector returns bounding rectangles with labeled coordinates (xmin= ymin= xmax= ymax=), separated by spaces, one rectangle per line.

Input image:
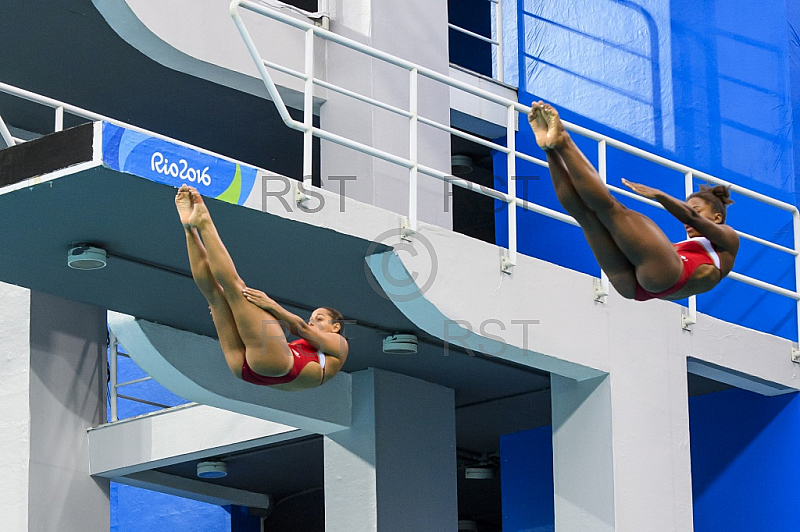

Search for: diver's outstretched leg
xmin=542 ymin=150 xmax=638 ymax=298
xmin=529 ymin=103 xmax=682 ymax=292
xmin=177 ymin=186 xmax=247 ymax=377
xmin=184 ymin=187 xmax=293 ymax=376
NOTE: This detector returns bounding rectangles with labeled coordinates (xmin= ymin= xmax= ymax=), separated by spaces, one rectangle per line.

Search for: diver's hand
xmin=242 ymin=287 xmax=277 ymax=312
xmin=621 ymin=178 xmax=661 ymax=200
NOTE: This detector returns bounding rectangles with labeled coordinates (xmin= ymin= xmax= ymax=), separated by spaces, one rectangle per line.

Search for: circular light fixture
xmin=67 ymin=244 xmax=107 ymax=270
xmin=382 ymin=334 xmax=418 ymax=354
xmin=197 ymin=460 xmax=228 ymax=479
xmin=451 ymin=155 xmax=474 ymax=175
xmin=464 ymin=466 xmax=494 ymax=480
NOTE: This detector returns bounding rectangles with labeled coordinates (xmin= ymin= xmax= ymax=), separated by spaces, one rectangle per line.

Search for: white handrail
xmin=448 ymin=23 xmax=499 ymax=46
xmin=108 ymin=333 xmax=172 ymax=422
xmin=0 ymin=114 xmax=15 ymax=147
xmin=0 ymin=81 xmax=260 ymax=172
xmin=232 ymin=0 xmax=799 ymax=216
xmin=109 ymin=333 xmax=119 ymax=422
xmin=230 ymin=0 xmax=800 ymax=336
xmin=1 ymin=4 xmax=796 ymax=336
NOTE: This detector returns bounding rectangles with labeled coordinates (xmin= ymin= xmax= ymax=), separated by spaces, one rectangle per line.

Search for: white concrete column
xmin=0 ymin=283 xmax=32 ymax=531
xmin=551 ymin=374 xmax=615 ymax=531
xmin=28 ymin=291 xmax=109 ymax=530
xmin=551 ymin=339 xmax=694 ymax=531
xmin=605 ymin=330 xmax=694 ymax=532
xmin=324 ymin=368 xmax=457 ymax=530
xmin=322 ymin=0 xmax=452 ymax=228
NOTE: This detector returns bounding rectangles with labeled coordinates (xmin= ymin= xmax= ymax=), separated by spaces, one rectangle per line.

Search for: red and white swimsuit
xmin=634 ymin=237 xmax=721 ymax=301
xmin=241 ymin=338 xmax=326 ymax=386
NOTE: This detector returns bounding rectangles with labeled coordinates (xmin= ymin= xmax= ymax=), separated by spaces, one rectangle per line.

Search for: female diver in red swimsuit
xmin=528 ymin=102 xmax=739 ymax=301
xmin=175 ymin=185 xmax=348 ymax=391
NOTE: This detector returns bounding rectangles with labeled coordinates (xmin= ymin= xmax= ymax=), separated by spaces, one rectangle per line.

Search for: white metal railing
xmin=108 ymin=333 xmax=172 ymax=422
xmin=0 ymin=85 xmax=246 ymax=421
xmin=0 ymin=7 xmax=797 ymax=336
xmin=0 ymin=113 xmax=16 ymax=147
xmin=448 ymin=0 xmax=504 ymax=82
xmin=230 ymin=0 xmax=800 ymax=335
xmin=0 ymin=81 xmax=263 ymax=172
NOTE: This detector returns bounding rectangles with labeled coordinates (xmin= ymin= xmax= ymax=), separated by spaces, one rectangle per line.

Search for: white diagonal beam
xmin=108 ymin=312 xmax=352 ymax=434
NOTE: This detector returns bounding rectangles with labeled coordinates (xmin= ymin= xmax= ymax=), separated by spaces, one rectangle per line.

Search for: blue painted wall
xmin=790 ymin=0 xmax=800 ymax=198
xmin=690 ymin=388 xmax=800 ymax=531
xmin=500 ymin=426 xmax=554 ymax=532
xmin=500 ymin=389 xmax=800 ymax=530
xmin=498 ymin=0 xmax=800 ymax=340
xmin=110 ymin=484 xmax=231 ymax=532
xmin=109 ymin=346 xmax=236 ymax=531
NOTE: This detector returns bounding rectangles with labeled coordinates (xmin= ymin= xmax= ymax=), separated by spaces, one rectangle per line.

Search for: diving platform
xmin=0 ymin=121 xmax=554 ymax=409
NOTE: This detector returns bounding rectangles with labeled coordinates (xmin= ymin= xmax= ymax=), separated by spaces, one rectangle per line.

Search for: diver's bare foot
xmin=528 ymin=101 xmax=569 ymax=150
xmin=175 ymin=185 xmax=194 ymax=228
xmin=186 ymin=187 xmax=211 ymax=229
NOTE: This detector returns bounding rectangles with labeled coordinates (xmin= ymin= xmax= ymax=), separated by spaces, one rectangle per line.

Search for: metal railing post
xmin=303 ymin=28 xmax=314 ymax=188
xmin=109 ymin=332 xmax=119 ymax=422
xmin=318 ymin=0 xmax=331 ymax=28
xmin=794 ymin=209 xmax=800 ymax=342
xmin=408 ymin=68 xmax=419 ymax=234
xmin=682 ymin=172 xmax=698 ymax=330
xmin=54 ymin=106 xmax=64 ymax=132
xmin=503 ymin=104 xmax=517 ymax=272
xmin=493 ymin=0 xmax=504 ymax=83
xmin=595 ymin=139 xmax=610 ymax=301
xmin=0 ymin=114 xmax=15 ymax=147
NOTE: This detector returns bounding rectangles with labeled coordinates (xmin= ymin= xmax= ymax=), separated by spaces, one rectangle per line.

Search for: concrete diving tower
xmin=1 ymin=122 xmax=798 ymax=530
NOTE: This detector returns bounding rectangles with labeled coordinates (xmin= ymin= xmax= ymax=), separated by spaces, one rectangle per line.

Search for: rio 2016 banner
xmin=102 ymin=123 xmax=257 ymax=205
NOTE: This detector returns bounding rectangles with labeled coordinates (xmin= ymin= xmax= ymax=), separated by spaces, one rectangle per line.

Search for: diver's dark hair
xmin=688 ymin=184 xmax=733 ymax=223
xmin=321 ymin=307 xmax=346 ymax=336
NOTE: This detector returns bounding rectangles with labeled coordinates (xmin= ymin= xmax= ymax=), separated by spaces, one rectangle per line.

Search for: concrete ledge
xmin=363 ymin=221 xmax=800 ymax=394
xmin=87 ymin=403 xmax=307 ymax=477
xmin=365 ymin=250 xmax=604 ymax=381
xmin=682 ymin=313 xmax=799 ymax=392
xmin=108 ymin=312 xmax=352 ymax=433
